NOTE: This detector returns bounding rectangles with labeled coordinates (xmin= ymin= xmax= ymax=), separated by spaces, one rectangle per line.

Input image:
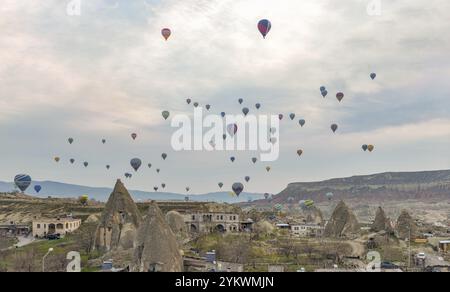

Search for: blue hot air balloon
xmin=34 ymin=185 xmax=42 ymax=193
xmin=14 ymin=174 xmax=32 ymax=192
xmin=130 ymin=158 xmax=142 ymax=172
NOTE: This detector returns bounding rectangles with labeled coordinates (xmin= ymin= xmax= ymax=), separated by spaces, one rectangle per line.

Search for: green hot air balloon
xmin=162 ymin=111 xmax=170 ymax=120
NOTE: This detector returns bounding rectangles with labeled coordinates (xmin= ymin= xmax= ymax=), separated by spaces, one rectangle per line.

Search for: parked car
xmin=46 ymin=234 xmax=60 ymax=240
xmin=381 ymin=262 xmax=399 ymax=270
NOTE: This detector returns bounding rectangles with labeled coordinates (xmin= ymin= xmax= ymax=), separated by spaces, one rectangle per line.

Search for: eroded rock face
xmin=133 ymin=202 xmax=183 ymax=272
xmin=396 ymin=210 xmax=418 ymax=240
xmin=371 ymin=207 xmax=393 ymax=233
xmin=300 ymin=206 xmax=324 ymax=225
xmin=165 ymin=210 xmax=189 ymax=243
xmin=324 ymin=201 xmax=360 ymax=238
xmin=95 ymin=179 xmax=142 ymax=252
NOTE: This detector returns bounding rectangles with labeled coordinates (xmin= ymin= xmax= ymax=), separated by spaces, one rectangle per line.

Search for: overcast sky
xmin=0 ymin=0 xmax=449 ymax=195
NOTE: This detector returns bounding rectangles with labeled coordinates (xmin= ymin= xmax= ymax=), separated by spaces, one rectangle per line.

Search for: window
xmin=220 ymin=216 xmax=223 ymax=220
xmin=192 ymin=215 xmax=195 ymax=220
xmin=37 ymin=224 xmax=41 ymax=229
xmin=217 ymin=215 xmax=220 ymax=220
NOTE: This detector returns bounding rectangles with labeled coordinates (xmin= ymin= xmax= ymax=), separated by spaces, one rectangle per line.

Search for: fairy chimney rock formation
xmin=371 ymin=207 xmax=393 ymax=233
xmin=324 ymin=201 xmax=360 ymax=238
xmin=134 ymin=202 xmax=183 ymax=272
xmin=95 ymin=179 xmax=142 ymax=252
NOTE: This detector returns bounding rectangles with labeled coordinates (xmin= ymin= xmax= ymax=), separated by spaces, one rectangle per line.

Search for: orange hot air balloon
xmin=54 ymin=157 xmax=60 ymax=163
xmin=368 ymin=145 xmax=375 ymax=152
xmin=162 ymin=28 xmax=171 ymax=41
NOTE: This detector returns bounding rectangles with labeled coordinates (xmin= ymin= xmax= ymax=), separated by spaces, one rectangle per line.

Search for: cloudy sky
xmin=0 ymin=0 xmax=449 ymax=195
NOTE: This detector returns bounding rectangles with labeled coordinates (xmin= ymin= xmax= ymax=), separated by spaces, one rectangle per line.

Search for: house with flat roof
xmin=32 ymin=217 xmax=81 ymax=238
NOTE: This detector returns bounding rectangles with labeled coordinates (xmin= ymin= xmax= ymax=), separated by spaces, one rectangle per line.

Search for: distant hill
xmin=250 ymin=169 xmax=450 ymax=205
xmin=0 ymin=180 xmax=263 ymax=203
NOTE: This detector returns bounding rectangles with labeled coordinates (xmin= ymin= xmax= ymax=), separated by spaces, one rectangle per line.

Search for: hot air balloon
xmin=186 ymin=98 xmax=192 ymax=105
xmin=68 ymin=138 xmax=74 ymax=144
xmin=320 ymin=86 xmax=326 ymax=92
xmin=186 ymin=187 xmax=190 ymax=192
xmin=289 ymin=113 xmax=296 ymax=120
xmin=83 ymin=162 xmax=89 ymax=167
xmin=102 ymin=139 xmax=106 ymax=144
xmin=304 ymin=199 xmax=314 ymax=207
xmin=299 ymin=119 xmax=306 ymax=127
xmin=245 ymin=176 xmax=250 ymax=183
xmin=370 ymin=73 xmax=377 ymax=80
xmin=34 ymin=185 xmax=42 ymax=193
xmin=70 ymin=159 xmax=75 ymax=164
xmin=106 ymin=165 xmax=110 ymax=170
xmin=79 ymin=194 xmax=89 ymax=206
xmin=278 ymin=114 xmax=283 ymax=120
xmin=222 ymin=134 xmax=227 ymax=140
xmin=321 ymin=90 xmax=328 ymax=98
xmin=130 ymin=158 xmax=142 ymax=171
xmin=242 ymin=107 xmax=249 ymax=116
xmin=14 ymin=174 xmax=31 ymax=192
xmin=162 ymin=153 xmax=167 ymax=160
xmin=362 ymin=144 xmax=368 ymax=152
xmin=266 ymin=166 xmax=271 ymax=172
xmin=252 ymin=157 xmax=257 ymax=164
xmin=54 ymin=157 xmax=60 ymax=163
xmin=154 ymin=187 xmax=159 ymax=192
xmin=131 ymin=133 xmax=137 ymax=140
xmin=368 ymin=145 xmax=375 ymax=152
xmin=161 ymin=28 xmax=171 ymax=41
xmin=230 ymin=157 xmax=236 ymax=163
xmin=326 ymin=192 xmax=334 ymax=201
xmin=238 ymin=98 xmax=243 ymax=105
xmin=218 ymin=182 xmax=224 ymax=189
xmin=205 ymin=104 xmax=211 ymax=111
xmin=161 ymin=183 xmax=166 ymax=189
xmin=221 ymin=112 xmax=226 ymax=118
xmin=148 ymin=163 xmax=152 ymax=168
xmin=336 ymin=92 xmax=344 ymax=102
xmin=193 ymin=102 xmax=199 ymax=108
xmin=258 ymin=19 xmax=272 ymax=39
xmin=227 ymin=124 xmax=238 ymax=136
xmin=270 ymin=127 xmax=276 ymax=134
xmin=264 ymin=193 xmax=270 ymax=200
xmin=156 ymin=169 xmax=160 ymax=173
xmin=297 ymin=149 xmax=303 ymax=157
xmin=331 ymin=124 xmax=338 ymax=133
xmin=232 ymin=183 xmax=244 ymax=197
xmin=125 ymin=173 xmax=132 ymax=179
xmin=162 ymin=111 xmax=170 ymax=120
xmin=255 ymin=103 xmax=261 ymax=110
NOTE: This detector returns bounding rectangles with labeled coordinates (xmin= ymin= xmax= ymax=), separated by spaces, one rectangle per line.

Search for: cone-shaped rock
xmin=395 ymin=210 xmax=418 ymax=240
xmin=95 ymin=179 xmax=142 ymax=252
xmin=371 ymin=207 xmax=393 ymax=233
xmin=166 ymin=210 xmax=189 ymax=244
xmin=324 ymin=201 xmax=360 ymax=238
xmin=134 ymin=202 xmax=183 ymax=272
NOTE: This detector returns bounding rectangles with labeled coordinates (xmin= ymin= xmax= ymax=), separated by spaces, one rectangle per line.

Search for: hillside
xmin=257 ymin=169 xmax=450 ymax=204
xmin=0 ymin=180 xmax=263 ymax=203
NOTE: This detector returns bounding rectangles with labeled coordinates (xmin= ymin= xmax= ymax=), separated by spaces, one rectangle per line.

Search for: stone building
xmin=32 ymin=217 xmax=81 ymax=238
xmin=184 ymin=212 xmax=250 ymax=233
